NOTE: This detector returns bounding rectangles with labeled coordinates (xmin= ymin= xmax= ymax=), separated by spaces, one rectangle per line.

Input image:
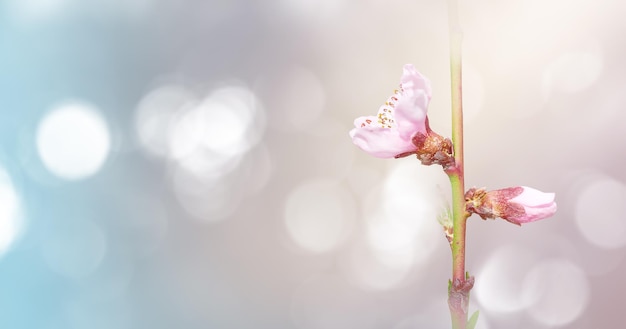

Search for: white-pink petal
xmin=349 ymin=126 xmax=416 ymax=159
xmin=510 ymin=186 xmax=555 ymax=206
xmin=517 ymin=202 xmax=558 ymax=223
xmin=353 ymin=116 xmax=378 ymax=129
xmin=393 ymin=90 xmax=428 ymax=140
xmin=400 ymin=64 xmax=432 ymax=102
xmin=349 ymin=64 xmax=432 ymax=159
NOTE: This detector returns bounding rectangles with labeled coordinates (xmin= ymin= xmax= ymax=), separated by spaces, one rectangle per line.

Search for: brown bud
xmin=410 ymin=124 xmax=454 ymax=169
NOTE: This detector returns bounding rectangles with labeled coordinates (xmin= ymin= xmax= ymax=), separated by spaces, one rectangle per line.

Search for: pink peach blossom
xmin=349 ymin=64 xmax=432 ymax=158
xmin=486 ymin=186 xmax=557 ymax=225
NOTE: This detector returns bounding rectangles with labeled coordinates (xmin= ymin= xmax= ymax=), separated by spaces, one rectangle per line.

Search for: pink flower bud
xmin=465 ymin=186 xmax=557 ymax=225
xmin=349 ymin=64 xmax=431 ymax=158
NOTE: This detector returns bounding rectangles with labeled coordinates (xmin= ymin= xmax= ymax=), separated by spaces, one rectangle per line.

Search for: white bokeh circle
xmin=475 ymin=245 xmax=537 ymax=313
xmin=575 ymin=174 xmax=626 ymax=249
xmin=0 ymin=167 xmax=24 ymax=258
xmin=36 ymin=102 xmax=111 ymax=180
xmin=522 ymin=259 xmax=589 ymax=327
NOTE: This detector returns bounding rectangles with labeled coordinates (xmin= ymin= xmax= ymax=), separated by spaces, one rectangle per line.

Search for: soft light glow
xmin=171 ymin=166 xmax=241 ymax=223
xmin=475 ymin=245 xmax=537 ymax=313
xmin=522 ymin=259 xmax=589 ymax=326
xmin=284 ymin=179 xmax=355 ymax=253
xmin=0 ymin=167 xmax=23 ymax=258
xmin=344 ymin=162 xmax=445 ymax=291
xmin=198 ymin=99 xmax=251 ymax=154
xmin=542 ymin=50 xmax=603 ymax=95
xmin=36 ymin=102 xmax=111 ymax=180
xmin=575 ymin=174 xmax=626 ymax=249
xmin=370 ymin=162 xmax=446 ymax=262
xmin=341 ymin=239 xmax=415 ymax=291
xmin=371 ymin=200 xmax=426 ymax=250
xmin=210 ymin=86 xmax=266 ymax=151
xmin=42 ymin=220 xmax=107 ymax=279
xmin=165 ymin=84 xmax=253 ymax=220
xmin=383 ymin=162 xmax=450 ymax=207
xmin=365 ymin=196 xmax=440 ymax=269
xmin=6 ymin=0 xmax=70 ymax=24
xmin=167 ymin=85 xmax=265 ymax=178
xmin=168 ymin=106 xmax=208 ymax=160
xmin=135 ymin=84 xmax=196 ymax=157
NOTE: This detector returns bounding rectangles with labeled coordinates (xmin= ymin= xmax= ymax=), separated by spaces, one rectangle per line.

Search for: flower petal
xmin=515 ymin=202 xmax=558 ymax=224
xmin=394 ymin=65 xmax=431 ymax=139
xmin=401 ymin=64 xmax=432 ymax=101
xmin=510 ymin=186 xmax=555 ymax=206
xmin=349 ymin=126 xmax=415 ymax=158
xmin=353 ymin=116 xmax=377 ymax=129
xmin=394 ymin=93 xmax=428 ymax=139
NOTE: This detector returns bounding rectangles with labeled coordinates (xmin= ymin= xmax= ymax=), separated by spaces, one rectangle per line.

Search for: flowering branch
xmin=348 ymin=2 xmax=557 ymax=328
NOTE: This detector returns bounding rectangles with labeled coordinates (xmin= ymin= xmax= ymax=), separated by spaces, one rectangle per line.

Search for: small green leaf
xmin=466 ymin=310 xmax=479 ymax=329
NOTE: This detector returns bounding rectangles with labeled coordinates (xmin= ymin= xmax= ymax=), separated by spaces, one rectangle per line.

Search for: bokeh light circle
xmin=135 ymin=84 xmax=196 ymax=157
xmin=522 ymin=259 xmax=589 ymax=327
xmin=168 ymin=105 xmax=209 ymax=160
xmin=284 ymin=179 xmax=355 ymax=253
xmin=372 ymin=162 xmax=447 ymax=263
xmin=36 ymin=102 xmax=111 ymax=180
xmin=167 ymin=85 xmax=265 ymax=178
xmin=475 ymin=245 xmax=537 ymax=313
xmin=339 ymin=162 xmax=446 ymax=292
xmin=575 ymin=174 xmax=626 ymax=249
xmin=367 ymin=191 xmax=441 ymax=266
xmin=0 ymin=167 xmax=24 ymax=258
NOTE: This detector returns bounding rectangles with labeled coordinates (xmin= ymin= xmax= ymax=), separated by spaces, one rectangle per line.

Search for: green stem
xmin=446 ymin=0 xmax=472 ymax=328
xmin=448 ymin=0 xmax=465 ymax=285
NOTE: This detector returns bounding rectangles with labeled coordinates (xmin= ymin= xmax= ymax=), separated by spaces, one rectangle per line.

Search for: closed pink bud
xmin=465 ymin=186 xmax=557 ymax=225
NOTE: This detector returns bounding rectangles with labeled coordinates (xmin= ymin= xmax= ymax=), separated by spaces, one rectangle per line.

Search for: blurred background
xmin=0 ymin=0 xmax=624 ymax=328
